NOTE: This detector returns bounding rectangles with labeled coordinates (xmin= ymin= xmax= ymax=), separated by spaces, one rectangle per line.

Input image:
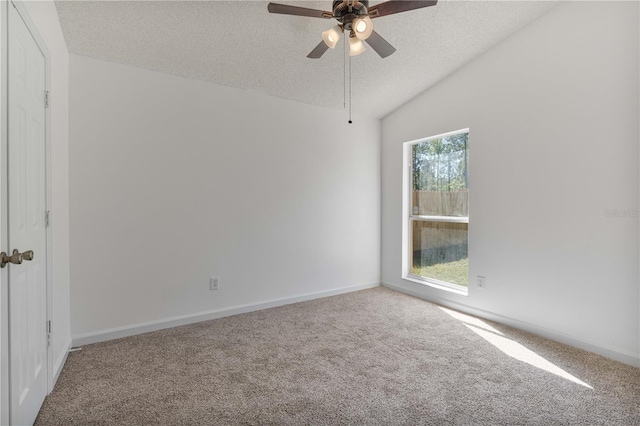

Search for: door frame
xmin=0 ymin=1 xmax=53 ymax=423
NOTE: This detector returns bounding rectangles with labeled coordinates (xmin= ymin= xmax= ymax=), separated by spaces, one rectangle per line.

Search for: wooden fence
xmin=412 ymin=221 xmax=468 ymax=251
xmin=411 ymin=190 xmax=469 ymax=252
xmin=411 ymin=190 xmax=469 ymax=217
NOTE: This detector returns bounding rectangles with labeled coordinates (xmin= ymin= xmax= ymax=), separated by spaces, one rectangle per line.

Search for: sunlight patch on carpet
xmin=439 ymin=307 xmax=504 ymax=335
xmin=439 ymin=307 xmax=592 ymax=389
xmin=464 ymin=324 xmax=593 ymax=389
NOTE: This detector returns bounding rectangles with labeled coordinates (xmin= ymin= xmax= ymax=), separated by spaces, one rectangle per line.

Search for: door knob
xmin=0 ymin=249 xmax=34 ymax=268
xmin=22 ymin=250 xmax=34 ymax=261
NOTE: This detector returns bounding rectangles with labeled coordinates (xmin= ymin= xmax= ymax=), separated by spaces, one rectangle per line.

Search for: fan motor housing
xmin=333 ymin=0 xmax=369 ymax=19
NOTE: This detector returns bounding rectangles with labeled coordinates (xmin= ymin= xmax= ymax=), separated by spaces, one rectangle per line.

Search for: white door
xmin=7 ymin=2 xmax=49 ymax=425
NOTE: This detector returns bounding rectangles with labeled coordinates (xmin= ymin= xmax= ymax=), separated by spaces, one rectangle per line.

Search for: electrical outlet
xmin=210 ymin=277 xmax=219 ymax=291
xmin=477 ymin=276 xmax=486 ymax=289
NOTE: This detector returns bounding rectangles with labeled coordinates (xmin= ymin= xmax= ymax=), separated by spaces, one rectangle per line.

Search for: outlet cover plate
xmin=477 ymin=276 xmax=486 ymax=289
xmin=210 ymin=277 xmax=219 ymax=290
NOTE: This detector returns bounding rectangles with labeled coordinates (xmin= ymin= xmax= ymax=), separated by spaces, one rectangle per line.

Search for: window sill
xmin=403 ymin=274 xmax=469 ymax=296
xmin=411 ymin=215 xmax=469 ymax=223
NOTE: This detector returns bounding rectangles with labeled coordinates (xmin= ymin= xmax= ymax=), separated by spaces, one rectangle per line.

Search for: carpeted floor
xmin=35 ymin=287 xmax=639 ymax=425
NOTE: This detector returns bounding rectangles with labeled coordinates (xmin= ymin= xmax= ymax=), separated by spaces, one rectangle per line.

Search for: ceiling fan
xmin=267 ymin=0 xmax=437 ymax=59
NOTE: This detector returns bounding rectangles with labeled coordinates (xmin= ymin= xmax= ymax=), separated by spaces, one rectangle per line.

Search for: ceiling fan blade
xmin=267 ymin=3 xmax=333 ymax=19
xmin=368 ymin=0 xmax=437 ymax=19
xmin=307 ymin=41 xmax=330 ymax=59
xmin=365 ymin=30 xmax=396 ymax=58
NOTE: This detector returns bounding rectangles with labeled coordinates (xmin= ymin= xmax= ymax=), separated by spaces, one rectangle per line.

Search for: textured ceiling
xmin=55 ymin=0 xmax=558 ymax=118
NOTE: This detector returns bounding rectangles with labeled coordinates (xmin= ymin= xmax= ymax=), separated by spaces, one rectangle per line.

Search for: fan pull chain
xmin=348 ymin=53 xmax=352 ymax=124
xmin=343 ymin=36 xmax=346 ymax=110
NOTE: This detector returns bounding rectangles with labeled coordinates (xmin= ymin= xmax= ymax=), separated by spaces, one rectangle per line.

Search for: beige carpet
xmin=36 ymin=287 xmax=639 ymax=425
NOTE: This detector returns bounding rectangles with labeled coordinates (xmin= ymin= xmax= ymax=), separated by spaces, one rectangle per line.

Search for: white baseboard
xmin=73 ymin=282 xmax=381 ymax=347
xmin=382 ymin=282 xmax=640 ymax=368
xmin=50 ymin=337 xmax=71 ymax=392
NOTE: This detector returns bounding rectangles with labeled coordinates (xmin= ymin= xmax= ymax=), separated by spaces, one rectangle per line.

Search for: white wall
xmin=381 ymin=2 xmax=639 ymax=366
xmin=22 ymin=0 xmax=72 ymax=385
xmin=69 ymin=54 xmax=380 ymax=340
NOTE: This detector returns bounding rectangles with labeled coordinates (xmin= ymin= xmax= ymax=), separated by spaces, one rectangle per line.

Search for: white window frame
xmin=402 ymin=128 xmax=469 ymax=296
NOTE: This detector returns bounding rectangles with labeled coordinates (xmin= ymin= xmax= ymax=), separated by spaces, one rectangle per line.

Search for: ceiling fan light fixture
xmin=353 ymin=16 xmax=373 ymax=40
xmin=322 ymin=25 xmax=342 ymax=49
xmin=349 ymin=36 xmax=365 ymax=56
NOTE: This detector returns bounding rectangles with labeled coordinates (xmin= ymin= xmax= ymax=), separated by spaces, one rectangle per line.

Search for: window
xmin=403 ymin=129 xmax=469 ymax=294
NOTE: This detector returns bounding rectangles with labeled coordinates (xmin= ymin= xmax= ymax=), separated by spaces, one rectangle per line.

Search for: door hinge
xmin=47 ymin=320 xmax=52 ymax=347
xmin=45 ymin=210 xmax=51 ymax=227
xmin=44 ymin=90 xmax=50 ymax=108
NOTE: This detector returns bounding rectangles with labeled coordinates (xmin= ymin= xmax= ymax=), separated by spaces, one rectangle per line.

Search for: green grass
xmin=412 ymin=257 xmax=468 ymax=287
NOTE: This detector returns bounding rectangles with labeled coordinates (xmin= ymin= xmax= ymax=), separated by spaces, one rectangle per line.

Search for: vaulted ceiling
xmin=55 ymin=1 xmax=558 ymax=118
